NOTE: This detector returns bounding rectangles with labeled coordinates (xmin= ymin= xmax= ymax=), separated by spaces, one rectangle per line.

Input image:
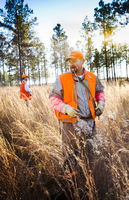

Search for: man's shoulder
xmin=86 ymin=71 xmax=96 ymax=79
xmin=59 ymin=71 xmax=73 ymax=85
xmin=21 ymin=81 xmax=26 ymax=84
xmin=86 ymin=70 xmax=95 ymax=75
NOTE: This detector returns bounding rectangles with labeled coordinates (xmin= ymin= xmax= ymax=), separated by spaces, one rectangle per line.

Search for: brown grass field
xmin=0 ymin=81 xmax=129 ymax=200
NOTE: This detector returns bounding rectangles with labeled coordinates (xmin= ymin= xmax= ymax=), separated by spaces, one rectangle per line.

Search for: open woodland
xmin=1 ymin=0 xmax=129 ymax=86
xmin=1 ymin=1 xmax=129 ymax=199
xmin=0 ymin=81 xmax=129 ymax=200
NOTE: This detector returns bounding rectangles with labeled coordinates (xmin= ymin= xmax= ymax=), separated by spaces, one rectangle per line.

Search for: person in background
xmin=20 ymin=74 xmax=32 ymax=107
xmin=49 ymin=50 xmax=105 ymax=168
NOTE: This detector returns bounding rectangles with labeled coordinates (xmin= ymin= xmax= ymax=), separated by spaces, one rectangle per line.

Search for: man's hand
xmin=62 ymin=105 xmax=80 ymax=118
xmin=95 ymin=100 xmax=105 ymax=116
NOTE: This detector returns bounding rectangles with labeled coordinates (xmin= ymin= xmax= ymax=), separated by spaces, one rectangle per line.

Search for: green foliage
xmin=51 ymin=23 xmax=69 ymax=76
xmin=111 ymin=0 xmax=129 ymax=25
xmin=81 ymin=16 xmax=95 ymax=71
xmin=0 ymin=0 xmax=49 ymax=85
xmin=0 ymin=0 xmax=129 ymax=85
xmin=94 ymin=0 xmax=118 ymax=39
xmin=0 ymin=0 xmax=38 ymax=82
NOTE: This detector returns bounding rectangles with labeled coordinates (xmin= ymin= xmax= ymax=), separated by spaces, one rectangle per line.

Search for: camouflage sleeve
xmin=49 ymin=77 xmax=63 ymax=100
xmin=95 ymin=76 xmax=104 ymax=94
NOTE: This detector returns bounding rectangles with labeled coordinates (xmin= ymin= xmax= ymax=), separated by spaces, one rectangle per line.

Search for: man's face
xmin=24 ymin=77 xmax=27 ymax=81
xmin=69 ymin=58 xmax=84 ymax=75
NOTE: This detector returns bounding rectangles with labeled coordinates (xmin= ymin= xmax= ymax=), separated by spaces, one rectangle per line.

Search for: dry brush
xmin=0 ymin=82 xmax=129 ymax=200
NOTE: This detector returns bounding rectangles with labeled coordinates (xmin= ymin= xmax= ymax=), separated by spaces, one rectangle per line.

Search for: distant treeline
xmin=0 ymin=0 xmax=129 ymax=86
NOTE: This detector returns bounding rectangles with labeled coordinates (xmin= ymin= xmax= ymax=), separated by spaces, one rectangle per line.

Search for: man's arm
xmin=25 ymin=83 xmax=31 ymax=93
xmin=49 ymin=77 xmax=80 ymax=117
xmin=49 ymin=77 xmax=65 ymax=112
xmin=95 ymin=76 xmax=105 ymax=102
xmin=49 ymin=96 xmax=65 ymax=112
xmin=95 ymin=90 xmax=105 ymax=102
xmin=95 ymin=76 xmax=105 ymax=115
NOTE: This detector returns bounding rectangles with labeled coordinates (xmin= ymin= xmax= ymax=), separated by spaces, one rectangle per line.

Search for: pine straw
xmin=0 ymin=82 xmax=129 ymax=200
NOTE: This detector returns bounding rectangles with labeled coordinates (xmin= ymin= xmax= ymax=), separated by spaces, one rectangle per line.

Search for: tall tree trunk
xmin=65 ymin=59 xmax=67 ymax=72
xmin=18 ymin=30 xmax=22 ymax=82
xmin=105 ymin=44 xmax=108 ymax=82
xmin=28 ymin=66 xmax=30 ymax=86
xmin=120 ymin=59 xmax=122 ymax=79
xmin=9 ymin=65 xmax=11 ymax=86
xmin=2 ymin=56 xmax=5 ymax=86
xmin=44 ymin=59 xmax=47 ymax=85
xmin=60 ymin=44 xmax=63 ymax=74
xmin=1 ymin=41 xmax=5 ymax=86
xmin=113 ymin=58 xmax=116 ymax=81
xmin=116 ymin=60 xmax=118 ymax=79
xmin=111 ymin=62 xmax=113 ymax=80
xmin=0 ymin=71 xmax=1 ymax=84
xmin=32 ymin=68 xmax=35 ymax=85
xmin=97 ymin=67 xmax=99 ymax=77
xmin=112 ymin=44 xmax=116 ymax=81
xmin=60 ymin=57 xmax=63 ymax=74
xmin=16 ymin=50 xmax=19 ymax=85
xmin=57 ymin=63 xmax=59 ymax=78
xmin=103 ymin=66 xmax=105 ymax=80
xmin=38 ymin=61 xmax=40 ymax=85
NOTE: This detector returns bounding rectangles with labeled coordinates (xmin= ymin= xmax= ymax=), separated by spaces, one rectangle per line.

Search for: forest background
xmin=0 ymin=0 xmax=129 ymax=85
xmin=0 ymin=1 xmax=129 ymax=199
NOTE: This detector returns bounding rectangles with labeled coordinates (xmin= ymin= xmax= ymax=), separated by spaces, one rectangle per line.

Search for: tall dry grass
xmin=0 ymin=82 xmax=129 ymax=200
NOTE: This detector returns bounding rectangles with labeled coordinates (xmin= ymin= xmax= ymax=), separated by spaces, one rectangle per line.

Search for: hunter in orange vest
xmin=55 ymin=71 xmax=96 ymax=123
xmin=20 ymin=74 xmax=32 ymax=106
xmin=49 ymin=50 xmax=105 ymax=158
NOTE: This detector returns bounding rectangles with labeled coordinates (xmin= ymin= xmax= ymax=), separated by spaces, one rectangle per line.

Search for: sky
xmin=1 ymin=0 xmax=129 ymax=50
xmin=0 ymin=0 xmax=129 ymax=81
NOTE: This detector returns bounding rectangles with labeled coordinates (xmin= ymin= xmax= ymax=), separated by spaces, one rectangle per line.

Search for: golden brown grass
xmin=0 ymin=82 xmax=129 ymax=200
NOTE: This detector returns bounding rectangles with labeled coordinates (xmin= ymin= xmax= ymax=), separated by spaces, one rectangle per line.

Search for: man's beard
xmin=70 ymin=66 xmax=77 ymax=73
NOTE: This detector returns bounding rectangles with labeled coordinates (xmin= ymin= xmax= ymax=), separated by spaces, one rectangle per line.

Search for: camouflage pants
xmin=62 ymin=117 xmax=97 ymax=169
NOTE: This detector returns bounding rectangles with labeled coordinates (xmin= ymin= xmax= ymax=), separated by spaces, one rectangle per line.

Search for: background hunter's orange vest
xmin=20 ymin=81 xmax=31 ymax=101
xmin=55 ymin=71 xmax=96 ymax=123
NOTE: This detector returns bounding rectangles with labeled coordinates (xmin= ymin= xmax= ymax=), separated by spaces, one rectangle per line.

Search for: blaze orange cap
xmin=22 ymin=74 xmax=28 ymax=79
xmin=66 ymin=50 xmax=84 ymax=61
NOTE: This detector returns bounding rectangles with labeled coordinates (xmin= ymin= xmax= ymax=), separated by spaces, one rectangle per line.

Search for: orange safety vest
xmin=20 ymin=81 xmax=32 ymax=101
xmin=55 ymin=71 xmax=96 ymax=123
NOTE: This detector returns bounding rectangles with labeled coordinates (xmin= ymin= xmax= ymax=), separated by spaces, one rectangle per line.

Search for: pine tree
xmin=81 ymin=16 xmax=96 ymax=71
xmin=0 ymin=34 xmax=7 ymax=85
xmin=0 ymin=0 xmax=37 ymax=81
xmin=94 ymin=0 xmax=118 ymax=81
xmin=51 ymin=24 xmax=69 ymax=75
